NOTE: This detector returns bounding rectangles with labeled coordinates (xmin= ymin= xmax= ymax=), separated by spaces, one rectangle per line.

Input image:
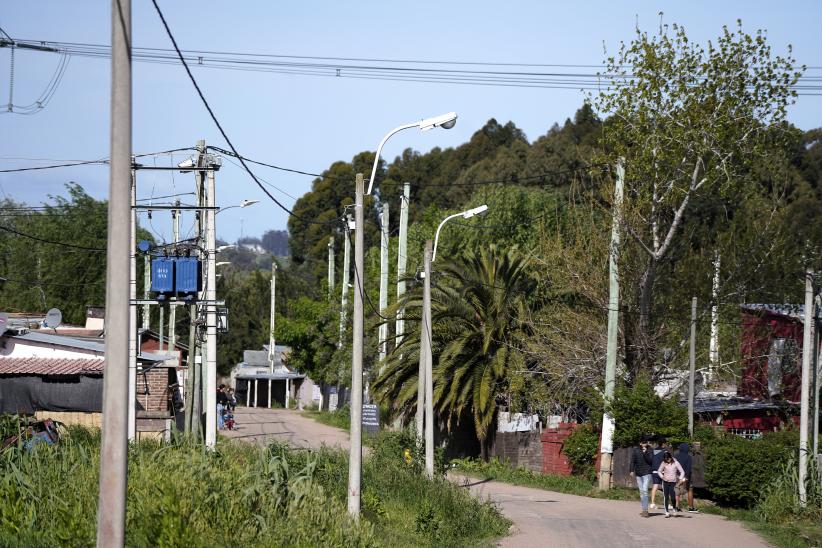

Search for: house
xmin=231 ymin=344 xmax=317 ymax=409
xmin=0 ymin=327 xmax=177 ymax=439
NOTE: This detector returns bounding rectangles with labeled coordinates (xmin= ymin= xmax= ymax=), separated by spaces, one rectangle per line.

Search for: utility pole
xmin=204 ymin=161 xmax=218 ymax=450
xmin=598 ymin=158 xmax=624 ymax=491
xmin=96 ymin=0 xmax=130 ymax=544
xmin=339 ymin=215 xmax=351 ymax=345
xmin=396 ymin=183 xmax=410 ymax=348
xmin=269 ymin=260 xmax=277 ymax=372
xmin=709 ymin=253 xmax=720 ymax=382
xmin=142 ymin=255 xmax=150 ymax=330
xmin=168 ymin=200 xmax=180 ymax=352
xmin=799 ymin=267 xmax=814 ymax=507
xmin=422 ymin=240 xmax=434 ymax=478
xmin=327 ymin=236 xmax=335 ymax=301
xmin=813 ymin=294 xmax=821 ymax=458
xmin=128 ymin=167 xmax=137 ymax=442
xmin=348 ymin=173 xmax=365 ymax=519
xmin=185 ymin=140 xmax=205 ymax=438
xmin=378 ymin=202 xmax=390 ymax=367
xmin=688 ymin=297 xmax=697 ymax=437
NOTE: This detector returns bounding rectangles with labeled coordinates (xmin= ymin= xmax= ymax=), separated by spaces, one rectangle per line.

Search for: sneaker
xmin=640 ymin=511 xmax=649 ymax=518
xmin=688 ymin=507 xmax=700 ymax=513
xmin=664 ymin=512 xmax=670 ymax=518
xmin=650 ymin=504 xmax=657 ymax=509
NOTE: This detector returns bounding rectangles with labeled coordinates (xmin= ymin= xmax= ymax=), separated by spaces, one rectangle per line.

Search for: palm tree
xmin=373 ymin=245 xmax=533 ymax=455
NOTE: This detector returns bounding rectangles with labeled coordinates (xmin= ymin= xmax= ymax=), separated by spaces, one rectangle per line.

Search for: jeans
xmin=663 ymin=481 xmax=677 ymax=512
xmin=636 ymin=474 xmax=652 ymax=511
xmin=217 ymin=403 xmax=225 ymax=430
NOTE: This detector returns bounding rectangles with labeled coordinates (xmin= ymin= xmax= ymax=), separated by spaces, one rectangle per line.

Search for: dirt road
xmin=220 ymin=407 xmax=351 ymax=450
xmin=454 ymin=474 xmax=769 ymax=548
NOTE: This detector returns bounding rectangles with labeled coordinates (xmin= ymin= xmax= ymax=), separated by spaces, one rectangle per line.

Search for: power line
xmin=0 ymin=223 xmax=106 ymax=251
xmin=149 ymin=0 xmax=336 ymax=227
xmin=0 ymin=147 xmax=196 ymax=173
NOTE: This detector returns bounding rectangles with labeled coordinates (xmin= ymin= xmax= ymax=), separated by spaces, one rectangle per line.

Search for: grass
xmin=0 ymin=424 xmax=509 ymax=547
xmin=302 ymin=408 xmax=350 ymax=430
xmin=701 ymin=506 xmax=822 ymax=548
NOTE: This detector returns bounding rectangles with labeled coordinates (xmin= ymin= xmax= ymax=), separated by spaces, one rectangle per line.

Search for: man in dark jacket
xmin=629 ymin=436 xmax=654 ymax=517
xmin=675 ymin=442 xmax=698 ymax=512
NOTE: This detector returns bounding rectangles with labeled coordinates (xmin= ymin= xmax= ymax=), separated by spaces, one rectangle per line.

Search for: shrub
xmin=702 ymin=430 xmax=798 ymax=507
xmin=562 ymin=424 xmax=599 ymax=479
xmin=607 ymin=378 xmax=688 ymax=447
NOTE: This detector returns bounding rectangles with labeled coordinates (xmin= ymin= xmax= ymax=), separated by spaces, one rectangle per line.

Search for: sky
xmin=1 ymin=1 xmax=820 ymax=243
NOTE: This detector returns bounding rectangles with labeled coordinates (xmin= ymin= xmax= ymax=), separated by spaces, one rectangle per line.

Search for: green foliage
xmin=702 ymin=429 xmax=798 ymax=507
xmin=561 ymin=424 xmax=599 ymax=479
xmin=275 ymin=296 xmax=345 ymax=384
xmin=302 ymin=407 xmax=350 ymax=430
xmin=755 ymin=457 xmax=822 ymax=525
xmin=599 ymin=379 xmax=688 ymax=448
xmin=0 ymin=428 xmax=373 ymax=547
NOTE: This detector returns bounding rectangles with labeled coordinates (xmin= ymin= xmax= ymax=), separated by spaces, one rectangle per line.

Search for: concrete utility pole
xmin=327 ymin=236 xmax=335 ymax=301
xmin=128 ymin=167 xmax=137 ymax=442
xmin=168 ymin=200 xmax=180 ymax=352
xmin=422 ymin=240 xmax=434 ymax=478
xmin=339 ymin=215 xmax=351 ymax=345
xmin=142 ymin=255 xmax=150 ymax=330
xmin=185 ymin=140 xmax=205 ymax=438
xmin=813 ymin=294 xmax=821 ymax=457
xmin=378 ymin=202 xmax=390 ymax=367
xmin=598 ymin=158 xmax=624 ymax=491
xmin=96 ymin=0 xmax=130 ymax=544
xmin=348 ymin=173 xmax=365 ymax=519
xmin=709 ymin=253 xmax=720 ymax=381
xmin=416 ymin=302 xmax=427 ymax=439
xmin=688 ymin=297 xmax=697 ymax=437
xmin=204 ymin=164 xmax=218 ymax=450
xmin=269 ymin=260 xmax=277 ymax=373
xmin=396 ymin=183 xmax=410 ymax=348
xmin=799 ymin=267 xmax=814 ymax=506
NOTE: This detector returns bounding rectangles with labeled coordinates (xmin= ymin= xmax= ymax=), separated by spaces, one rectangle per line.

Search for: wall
xmin=491 ymin=431 xmax=542 ymax=473
xmin=541 ymin=423 xmax=576 ymax=476
xmin=138 ymin=367 xmax=174 ymax=415
xmin=34 ymin=410 xmax=101 ymax=428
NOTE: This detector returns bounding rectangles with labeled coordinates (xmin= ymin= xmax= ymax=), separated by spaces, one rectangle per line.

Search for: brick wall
xmin=491 ymin=431 xmax=543 ymax=473
xmin=138 ymin=368 xmax=173 ymax=415
xmin=541 ymin=423 xmax=576 ymax=476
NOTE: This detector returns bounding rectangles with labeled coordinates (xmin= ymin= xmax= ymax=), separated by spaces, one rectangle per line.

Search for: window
xmin=728 ymin=428 xmax=763 ymax=440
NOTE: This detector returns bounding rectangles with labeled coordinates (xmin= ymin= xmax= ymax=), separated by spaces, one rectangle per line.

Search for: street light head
xmin=419 ymin=112 xmax=458 ymax=132
xmin=177 ymin=155 xmax=197 ymax=173
xmin=462 ymin=204 xmax=489 ymax=219
xmin=216 ymin=245 xmax=236 ymax=252
xmin=215 ymin=261 xmax=231 ymax=267
xmin=240 ymin=199 xmax=260 ymax=208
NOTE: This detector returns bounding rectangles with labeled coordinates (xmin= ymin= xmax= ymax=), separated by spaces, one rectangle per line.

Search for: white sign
xmin=600 ymin=413 xmax=615 ymax=454
xmin=312 ymin=385 xmax=321 ymax=401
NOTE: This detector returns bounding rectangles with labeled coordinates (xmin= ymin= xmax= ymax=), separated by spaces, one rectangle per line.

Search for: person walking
xmin=649 ymin=437 xmax=667 ymax=509
xmin=675 ymin=442 xmax=699 ymax=512
xmin=657 ymin=451 xmax=686 ymax=518
xmin=630 ymin=436 xmax=654 ymax=517
xmin=216 ymin=385 xmax=229 ymax=430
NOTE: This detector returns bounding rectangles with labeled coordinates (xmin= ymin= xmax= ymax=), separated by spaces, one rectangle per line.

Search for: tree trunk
xmin=628 ymin=257 xmax=657 ymax=380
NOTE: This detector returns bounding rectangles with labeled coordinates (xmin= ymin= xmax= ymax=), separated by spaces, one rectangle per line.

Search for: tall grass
xmin=0 ymin=426 xmax=509 ymax=547
xmin=755 ymin=456 xmax=822 ymax=525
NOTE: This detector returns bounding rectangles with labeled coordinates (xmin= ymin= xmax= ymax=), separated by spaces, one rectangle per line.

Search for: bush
xmin=755 ymin=456 xmax=822 ymax=524
xmin=702 ymin=429 xmax=798 ymax=507
xmin=562 ymin=424 xmax=599 ymax=479
xmin=607 ymin=379 xmax=688 ymax=447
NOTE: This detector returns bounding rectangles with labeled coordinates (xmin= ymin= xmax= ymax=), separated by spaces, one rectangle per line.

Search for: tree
xmin=591 ymin=21 xmax=802 ymax=375
xmin=373 ymin=246 xmax=533 ymax=455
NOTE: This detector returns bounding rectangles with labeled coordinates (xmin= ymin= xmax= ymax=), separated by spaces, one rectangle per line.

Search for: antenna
xmin=44 ymin=308 xmax=63 ymax=329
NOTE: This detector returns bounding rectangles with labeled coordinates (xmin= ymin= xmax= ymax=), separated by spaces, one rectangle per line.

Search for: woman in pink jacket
xmin=657 ymin=451 xmax=685 ymax=517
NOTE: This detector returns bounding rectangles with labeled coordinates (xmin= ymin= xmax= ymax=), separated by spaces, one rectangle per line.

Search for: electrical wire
xmin=149 ymin=0 xmax=337 ymax=227
xmin=0 ymin=223 xmax=106 ymax=251
xmin=0 ymin=147 xmax=196 ymax=173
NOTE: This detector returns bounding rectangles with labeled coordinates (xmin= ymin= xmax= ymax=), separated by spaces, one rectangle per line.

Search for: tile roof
xmin=0 ymin=357 xmax=105 ymax=375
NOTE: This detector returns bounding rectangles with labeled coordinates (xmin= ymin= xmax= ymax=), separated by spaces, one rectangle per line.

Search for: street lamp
xmin=421 ymin=205 xmax=489 ymax=479
xmin=217 ymin=199 xmax=259 ymax=214
xmin=215 ymin=262 xmax=231 ymax=267
xmin=365 ymin=112 xmax=458 ymax=195
xmin=348 ymin=112 xmax=458 ymax=519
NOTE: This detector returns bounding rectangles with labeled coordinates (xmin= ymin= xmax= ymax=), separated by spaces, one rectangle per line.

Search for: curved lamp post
xmin=217 ymin=199 xmax=259 ymax=214
xmin=421 ymin=204 xmax=489 ymax=478
xmin=365 ymin=112 xmax=457 ymax=195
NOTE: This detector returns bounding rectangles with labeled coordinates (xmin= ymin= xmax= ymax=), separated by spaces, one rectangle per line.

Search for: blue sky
xmin=1 ymin=1 xmax=820 ymax=242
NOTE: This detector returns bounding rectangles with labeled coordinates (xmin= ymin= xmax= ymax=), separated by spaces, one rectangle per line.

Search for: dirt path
xmin=220 ymin=407 xmax=351 ymax=450
xmin=452 ymin=474 xmax=769 ymax=548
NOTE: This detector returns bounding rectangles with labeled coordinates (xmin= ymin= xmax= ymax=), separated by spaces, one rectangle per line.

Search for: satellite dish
xmin=44 ymin=308 xmax=62 ymax=329
xmin=0 ymin=313 xmax=8 ymax=337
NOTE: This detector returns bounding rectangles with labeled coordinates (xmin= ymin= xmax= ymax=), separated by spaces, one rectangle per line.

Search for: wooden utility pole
xmin=96 ymin=0 xmax=131 ymax=543
xmin=598 ymin=158 xmax=624 ymax=491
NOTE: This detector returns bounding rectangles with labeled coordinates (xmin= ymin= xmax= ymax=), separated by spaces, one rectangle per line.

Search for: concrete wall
xmin=491 ymin=431 xmax=543 ymax=473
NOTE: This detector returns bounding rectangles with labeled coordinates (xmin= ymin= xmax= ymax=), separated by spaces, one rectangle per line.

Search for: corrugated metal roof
xmin=10 ymin=331 xmax=106 ymax=353
xmin=0 ymin=357 xmax=104 ymax=375
xmin=740 ymin=304 xmax=809 ymax=321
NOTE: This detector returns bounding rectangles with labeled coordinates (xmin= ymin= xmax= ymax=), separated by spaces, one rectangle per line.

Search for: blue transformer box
xmin=175 ymin=257 xmax=202 ymax=295
xmin=150 ymin=257 xmax=175 ymax=293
